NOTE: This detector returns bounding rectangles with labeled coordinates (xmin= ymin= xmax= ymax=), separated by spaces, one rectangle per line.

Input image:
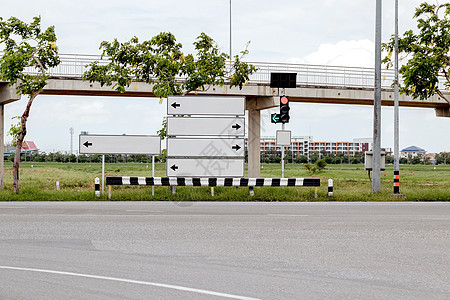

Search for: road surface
xmin=0 ymin=202 xmax=449 ymax=299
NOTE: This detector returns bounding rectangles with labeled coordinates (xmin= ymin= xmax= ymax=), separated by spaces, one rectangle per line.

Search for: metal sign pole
xmin=102 ymin=154 xmax=105 ymax=195
xmin=152 ymin=155 xmax=155 ymax=196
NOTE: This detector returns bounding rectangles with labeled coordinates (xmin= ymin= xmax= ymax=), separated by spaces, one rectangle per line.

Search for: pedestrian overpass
xmin=0 ymin=54 xmax=449 ymax=179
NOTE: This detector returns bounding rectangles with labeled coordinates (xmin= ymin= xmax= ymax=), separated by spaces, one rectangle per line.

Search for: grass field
xmin=0 ymin=162 xmax=449 ymax=201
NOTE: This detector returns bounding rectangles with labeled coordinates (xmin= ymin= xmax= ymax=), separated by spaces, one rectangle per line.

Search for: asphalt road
xmin=0 ymin=202 xmax=449 ymax=299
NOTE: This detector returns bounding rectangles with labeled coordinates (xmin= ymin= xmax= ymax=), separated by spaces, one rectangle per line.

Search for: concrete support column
xmin=248 ymin=108 xmax=261 ymax=178
xmin=1 ymin=83 xmax=20 ymax=190
xmin=435 ymin=107 xmax=450 ymax=118
xmin=0 ymin=104 xmax=3 ymax=189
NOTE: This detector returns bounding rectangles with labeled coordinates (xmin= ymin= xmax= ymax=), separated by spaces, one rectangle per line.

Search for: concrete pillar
xmin=1 ymin=83 xmax=20 ymax=190
xmin=0 ymin=104 xmax=3 ymax=189
xmin=248 ymin=108 xmax=261 ymax=178
xmin=435 ymin=107 xmax=450 ymax=118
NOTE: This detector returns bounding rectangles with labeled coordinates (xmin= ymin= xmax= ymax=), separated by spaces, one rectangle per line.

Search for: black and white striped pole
xmin=328 ymin=179 xmax=333 ymax=197
xmin=95 ymin=177 xmax=100 ymax=197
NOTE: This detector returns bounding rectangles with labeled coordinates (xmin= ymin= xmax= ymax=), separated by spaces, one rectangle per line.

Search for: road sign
xmin=271 ymin=113 xmax=280 ymax=124
xmin=167 ymin=96 xmax=245 ymax=115
xmin=270 ymin=72 xmax=297 ymax=88
xmin=167 ymin=158 xmax=245 ymax=177
xmin=79 ymin=134 xmax=161 ymax=155
xmin=167 ymin=138 xmax=245 ymax=157
xmin=167 ymin=117 xmax=245 ymax=136
xmin=276 ymin=130 xmax=291 ymax=146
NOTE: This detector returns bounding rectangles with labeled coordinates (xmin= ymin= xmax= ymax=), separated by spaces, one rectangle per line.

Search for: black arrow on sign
xmin=83 ymin=141 xmax=92 ymax=148
xmin=170 ymin=164 xmax=179 ymax=171
xmin=231 ymin=124 xmax=241 ymax=130
xmin=232 ymin=144 xmax=241 ymax=151
xmin=171 ymin=102 xmax=181 ymax=109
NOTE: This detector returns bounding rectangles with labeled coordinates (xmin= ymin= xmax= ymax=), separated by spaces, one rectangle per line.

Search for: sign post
xmin=152 ymin=155 xmax=155 ymax=196
xmin=102 ymin=154 xmax=105 ymax=195
xmin=277 ymin=130 xmax=291 ymax=179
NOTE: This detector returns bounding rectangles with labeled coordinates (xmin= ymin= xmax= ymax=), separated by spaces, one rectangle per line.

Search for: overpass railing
xmin=11 ymin=53 xmax=414 ymax=89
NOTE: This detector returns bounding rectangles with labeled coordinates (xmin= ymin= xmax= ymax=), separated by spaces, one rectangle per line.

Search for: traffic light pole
xmin=281 ymin=123 xmax=285 ymax=178
xmin=281 ymin=88 xmax=285 ymax=179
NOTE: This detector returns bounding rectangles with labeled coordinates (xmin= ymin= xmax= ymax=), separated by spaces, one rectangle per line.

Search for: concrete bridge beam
xmin=0 ymin=83 xmax=20 ymax=104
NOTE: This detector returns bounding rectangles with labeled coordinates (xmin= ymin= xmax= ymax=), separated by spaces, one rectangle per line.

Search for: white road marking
xmin=125 ymin=210 xmax=165 ymax=213
xmin=0 ymin=207 xmax=27 ymax=209
xmin=0 ymin=266 xmax=260 ymax=300
xmin=267 ymin=214 xmax=309 ymax=217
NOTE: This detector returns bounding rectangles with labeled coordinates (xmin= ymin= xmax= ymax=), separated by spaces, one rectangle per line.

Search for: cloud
xmin=288 ymin=39 xmax=374 ymax=67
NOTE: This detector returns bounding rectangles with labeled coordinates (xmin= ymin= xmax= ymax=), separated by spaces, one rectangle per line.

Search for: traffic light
xmin=271 ymin=113 xmax=280 ymax=123
xmin=279 ymin=96 xmax=290 ymax=123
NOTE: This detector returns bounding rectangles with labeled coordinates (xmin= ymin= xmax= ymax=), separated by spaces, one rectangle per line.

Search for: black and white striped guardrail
xmin=106 ymin=176 xmax=320 ymax=187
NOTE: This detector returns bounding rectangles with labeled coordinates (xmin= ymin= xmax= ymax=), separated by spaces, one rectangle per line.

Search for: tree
xmin=305 ymin=158 xmax=327 ymax=173
xmin=83 ymin=32 xmax=257 ymax=140
xmin=83 ymin=32 xmax=256 ymax=98
xmin=436 ymin=152 xmax=449 ymax=164
xmin=0 ymin=16 xmax=60 ymax=193
xmin=382 ymin=2 xmax=450 ymax=104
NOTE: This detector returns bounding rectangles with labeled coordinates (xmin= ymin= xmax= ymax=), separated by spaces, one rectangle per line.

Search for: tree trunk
xmin=12 ymin=91 xmax=39 ymax=194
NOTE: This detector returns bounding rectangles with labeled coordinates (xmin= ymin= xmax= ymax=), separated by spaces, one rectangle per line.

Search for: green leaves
xmin=83 ymin=32 xmax=257 ymax=98
xmin=382 ymin=2 xmax=450 ymax=103
xmin=7 ymin=116 xmax=21 ymax=146
xmin=0 ymin=16 xmax=60 ymax=95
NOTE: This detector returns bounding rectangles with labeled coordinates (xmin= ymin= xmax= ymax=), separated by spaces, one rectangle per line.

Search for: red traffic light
xmin=280 ymin=96 xmax=290 ymax=105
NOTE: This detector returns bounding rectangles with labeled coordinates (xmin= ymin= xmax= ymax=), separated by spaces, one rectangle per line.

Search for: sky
xmin=1 ymin=0 xmax=449 ymax=153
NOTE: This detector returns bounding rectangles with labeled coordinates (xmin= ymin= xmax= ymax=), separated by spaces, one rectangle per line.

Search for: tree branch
xmin=443 ymin=68 xmax=450 ymax=84
xmin=436 ymin=89 xmax=450 ymax=104
xmin=31 ymin=53 xmax=45 ymax=75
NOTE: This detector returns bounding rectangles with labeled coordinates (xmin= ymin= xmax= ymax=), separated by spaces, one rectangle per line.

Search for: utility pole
xmin=69 ymin=127 xmax=74 ymax=154
xmin=229 ymin=0 xmax=232 ymax=60
xmin=373 ymin=0 xmax=382 ymax=193
xmin=393 ymin=0 xmax=400 ymax=194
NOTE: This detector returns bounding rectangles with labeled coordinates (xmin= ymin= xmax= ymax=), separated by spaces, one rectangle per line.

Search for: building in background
xmin=259 ymin=136 xmax=313 ymax=157
xmin=246 ymin=136 xmax=376 ymax=158
xmin=400 ymin=146 xmax=426 ymax=158
xmin=4 ymin=141 xmax=39 ymax=155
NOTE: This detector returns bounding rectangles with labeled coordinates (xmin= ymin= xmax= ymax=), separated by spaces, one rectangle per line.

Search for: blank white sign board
xmin=167 ymin=96 xmax=245 ymax=115
xmin=166 ymin=158 xmax=245 ymax=177
xmin=79 ymin=135 xmax=161 ymax=155
xmin=167 ymin=138 xmax=245 ymax=157
xmin=276 ymin=130 xmax=292 ymax=146
xmin=167 ymin=117 xmax=245 ymax=136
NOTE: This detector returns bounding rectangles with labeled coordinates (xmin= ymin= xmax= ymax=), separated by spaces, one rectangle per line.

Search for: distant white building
xmin=400 ymin=146 xmax=426 ymax=158
xmin=249 ymin=136 xmax=375 ymax=157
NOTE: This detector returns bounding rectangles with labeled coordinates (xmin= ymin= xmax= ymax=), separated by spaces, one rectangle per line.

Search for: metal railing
xmin=12 ymin=52 xmax=432 ymax=90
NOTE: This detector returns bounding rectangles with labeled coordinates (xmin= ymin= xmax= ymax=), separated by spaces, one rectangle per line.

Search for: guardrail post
xmin=95 ymin=177 xmax=100 ymax=197
xmin=328 ymin=179 xmax=334 ymax=196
